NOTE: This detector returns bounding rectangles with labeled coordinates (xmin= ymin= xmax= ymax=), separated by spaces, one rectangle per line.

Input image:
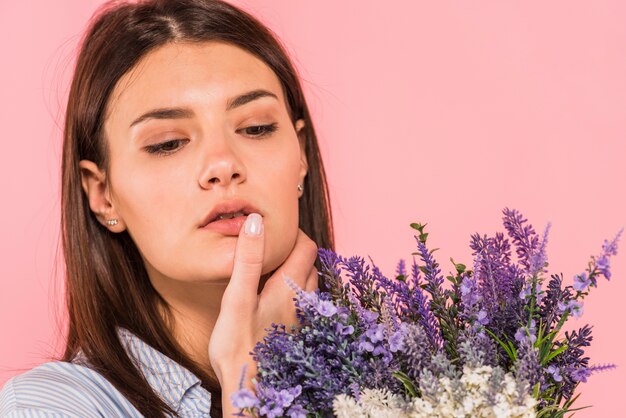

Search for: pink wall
xmin=1 ymin=1 xmax=624 ymax=415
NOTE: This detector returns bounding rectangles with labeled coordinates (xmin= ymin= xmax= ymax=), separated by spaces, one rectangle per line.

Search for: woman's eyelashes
xmin=143 ymin=123 xmax=278 ymax=157
xmin=144 ymin=138 xmax=189 ymax=156
xmin=238 ymin=122 xmax=278 ymax=137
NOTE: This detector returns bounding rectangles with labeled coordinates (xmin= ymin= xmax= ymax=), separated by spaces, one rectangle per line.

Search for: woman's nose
xmin=198 ymin=133 xmax=246 ymax=190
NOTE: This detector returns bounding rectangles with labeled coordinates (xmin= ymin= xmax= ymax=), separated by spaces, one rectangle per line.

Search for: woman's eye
xmin=144 ymin=139 xmax=188 ymax=156
xmin=240 ymin=123 xmax=278 ymax=137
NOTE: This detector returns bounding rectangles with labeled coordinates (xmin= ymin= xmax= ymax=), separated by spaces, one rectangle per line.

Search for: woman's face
xmin=84 ymin=41 xmax=308 ymax=286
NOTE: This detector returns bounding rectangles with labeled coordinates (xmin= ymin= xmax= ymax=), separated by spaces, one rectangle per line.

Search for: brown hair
xmin=60 ymin=0 xmax=334 ymax=416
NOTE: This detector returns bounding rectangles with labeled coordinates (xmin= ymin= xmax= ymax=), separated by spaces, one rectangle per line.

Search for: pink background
xmin=1 ymin=1 xmax=624 ymax=415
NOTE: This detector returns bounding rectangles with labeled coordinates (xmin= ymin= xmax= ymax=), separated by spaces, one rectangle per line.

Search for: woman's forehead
xmin=104 ymin=41 xmax=285 ymax=125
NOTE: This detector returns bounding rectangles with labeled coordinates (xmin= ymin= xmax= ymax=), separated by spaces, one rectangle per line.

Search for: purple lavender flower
xmin=476 ymin=309 xmax=488 ymax=325
xmin=589 ymin=363 xmax=617 ymax=374
xmin=519 ymin=286 xmax=530 ymax=300
xmin=554 ymin=325 xmax=593 ymax=400
xmin=388 ymin=336 xmax=403 ymax=353
xmin=502 ymin=207 xmax=541 ymax=274
xmin=357 ymin=322 xmax=394 ymax=364
xmin=515 ymin=337 xmax=544 ymax=389
xmin=596 ymin=255 xmax=610 ymax=278
xmin=546 ymin=365 xmax=563 ymax=382
xmin=593 ymin=227 xmax=623 ymax=281
xmin=286 ymin=404 xmax=308 ymax=418
xmin=405 ymin=256 xmax=442 ymax=348
xmin=460 ymin=268 xmax=490 ymax=326
xmin=251 ymin=272 xmax=398 ymax=414
xmin=335 ymin=322 xmax=354 ymax=336
xmin=414 ymin=238 xmax=445 ymax=292
xmin=566 ymin=363 xmax=618 ymax=387
xmin=558 ymin=299 xmax=584 ymax=319
xmin=458 ymin=328 xmax=497 ymax=368
xmin=349 ymin=382 xmax=360 ymax=401
xmin=469 ymin=229 xmax=525 ymax=344
xmin=283 ymin=386 xmax=302 ymax=403
xmin=231 ymin=388 xmax=259 ymax=409
xmin=412 ymin=239 xmax=450 ymax=348
xmin=360 ymin=308 xmax=379 ymax=324
xmin=570 ymin=367 xmax=591 ymax=383
xmin=519 ymin=282 xmax=544 ymax=305
xmin=572 ymin=272 xmax=591 ymax=292
xmin=528 ymin=222 xmax=551 ymax=278
xmin=259 ymin=405 xmax=283 ymax=418
xmin=515 ymin=320 xmax=537 ymax=345
xmin=317 ymin=248 xmax=345 ymax=298
xmin=366 ymin=324 xmax=385 ymax=343
xmin=470 ymin=232 xmax=516 ymax=316
xmin=241 ymin=209 xmax=619 ymax=417
xmin=540 ymin=273 xmax=573 ymax=329
xmin=396 ymin=258 xmax=407 ymax=277
xmin=602 ymin=227 xmax=623 ymax=256
xmin=255 ymin=385 xmax=300 ymax=417
xmin=317 ymin=300 xmax=338 ymax=317
xmin=339 ymin=255 xmax=377 ymax=308
xmin=388 ymin=323 xmax=409 ymax=352
xmin=460 ymin=273 xmax=480 ymax=306
xmin=397 ymin=323 xmax=435 ymax=383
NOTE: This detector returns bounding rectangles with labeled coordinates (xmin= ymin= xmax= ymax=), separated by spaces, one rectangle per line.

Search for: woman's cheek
xmin=113 ymin=169 xmax=177 ymax=254
xmin=263 ymin=195 xmax=300 ymax=275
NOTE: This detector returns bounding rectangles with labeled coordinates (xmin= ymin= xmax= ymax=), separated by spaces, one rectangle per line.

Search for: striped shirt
xmin=0 ymin=327 xmax=212 ymax=417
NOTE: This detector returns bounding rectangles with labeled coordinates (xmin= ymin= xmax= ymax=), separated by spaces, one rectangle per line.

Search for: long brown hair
xmin=60 ymin=0 xmax=334 ymax=416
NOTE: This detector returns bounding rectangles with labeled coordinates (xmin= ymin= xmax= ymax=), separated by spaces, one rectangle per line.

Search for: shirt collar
xmin=115 ymin=326 xmax=206 ymax=412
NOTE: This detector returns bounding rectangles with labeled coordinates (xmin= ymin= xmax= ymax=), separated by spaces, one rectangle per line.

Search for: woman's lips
xmin=201 ymin=216 xmax=247 ymax=236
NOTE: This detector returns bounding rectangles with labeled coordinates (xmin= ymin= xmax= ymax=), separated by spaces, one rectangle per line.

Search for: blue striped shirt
xmin=0 ymin=327 xmax=212 ymax=417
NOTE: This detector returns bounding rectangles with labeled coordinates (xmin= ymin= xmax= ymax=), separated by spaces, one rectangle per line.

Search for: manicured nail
xmin=244 ymin=213 xmax=263 ymax=236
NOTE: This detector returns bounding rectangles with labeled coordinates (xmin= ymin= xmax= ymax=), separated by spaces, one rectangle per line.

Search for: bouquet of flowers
xmin=231 ymin=208 xmax=622 ymax=417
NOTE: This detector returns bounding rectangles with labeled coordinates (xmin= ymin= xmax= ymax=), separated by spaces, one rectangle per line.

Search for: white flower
xmin=332 ymin=366 xmax=537 ymax=418
xmin=333 ymin=394 xmax=365 ymax=418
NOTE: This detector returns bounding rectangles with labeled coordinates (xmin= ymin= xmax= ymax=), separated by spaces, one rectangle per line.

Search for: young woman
xmin=0 ymin=0 xmax=334 ymax=416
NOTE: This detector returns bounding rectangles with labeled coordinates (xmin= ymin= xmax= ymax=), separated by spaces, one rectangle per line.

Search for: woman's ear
xmin=295 ymin=119 xmax=308 ymax=194
xmin=78 ymin=160 xmax=125 ymax=231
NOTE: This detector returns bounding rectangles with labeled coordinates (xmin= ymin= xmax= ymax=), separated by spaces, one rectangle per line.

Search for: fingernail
xmin=244 ymin=213 xmax=263 ymax=236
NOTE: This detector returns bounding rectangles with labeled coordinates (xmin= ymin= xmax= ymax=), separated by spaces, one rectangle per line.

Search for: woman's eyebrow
xmin=129 ymin=89 xmax=278 ymax=128
xmin=130 ymin=108 xmax=194 ymax=128
xmin=226 ymin=89 xmax=278 ymax=110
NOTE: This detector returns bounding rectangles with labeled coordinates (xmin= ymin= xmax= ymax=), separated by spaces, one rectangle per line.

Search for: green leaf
xmin=560 ymin=393 xmax=592 ymax=414
xmin=484 ymin=328 xmax=517 ymax=362
xmin=392 ymin=370 xmax=418 ymax=398
xmin=532 ymin=382 xmax=541 ymax=398
xmin=543 ymin=344 xmax=569 ymax=365
xmin=410 ymin=222 xmax=425 ymax=231
xmin=450 ymin=257 xmax=466 ymax=273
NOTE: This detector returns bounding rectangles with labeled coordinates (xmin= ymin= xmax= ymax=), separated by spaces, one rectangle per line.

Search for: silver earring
xmin=106 ymin=219 xmax=119 ymax=226
xmin=297 ymin=184 xmax=303 ymax=192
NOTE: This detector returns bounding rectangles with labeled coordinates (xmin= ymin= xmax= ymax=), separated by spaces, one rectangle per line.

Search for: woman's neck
xmin=153 ymin=277 xmax=228 ymax=376
xmin=150 ymin=271 xmax=271 ymax=380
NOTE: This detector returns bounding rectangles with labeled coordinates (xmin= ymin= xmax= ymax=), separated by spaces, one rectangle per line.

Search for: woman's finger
xmin=222 ymin=213 xmax=265 ymax=313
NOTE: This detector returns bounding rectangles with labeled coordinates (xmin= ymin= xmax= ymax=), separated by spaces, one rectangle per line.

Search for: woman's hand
xmin=208 ymin=213 xmax=319 ymax=411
